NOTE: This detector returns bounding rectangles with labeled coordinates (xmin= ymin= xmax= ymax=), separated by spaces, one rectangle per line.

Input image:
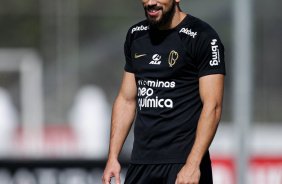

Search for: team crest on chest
xmin=168 ymin=50 xmax=179 ymax=67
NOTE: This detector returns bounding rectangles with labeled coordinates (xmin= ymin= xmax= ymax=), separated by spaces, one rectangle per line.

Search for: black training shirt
xmin=124 ymin=14 xmax=226 ymax=164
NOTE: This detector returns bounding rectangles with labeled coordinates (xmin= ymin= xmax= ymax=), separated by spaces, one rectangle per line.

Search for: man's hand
xmin=102 ymin=159 xmax=121 ymax=184
xmin=175 ymin=163 xmax=201 ymax=184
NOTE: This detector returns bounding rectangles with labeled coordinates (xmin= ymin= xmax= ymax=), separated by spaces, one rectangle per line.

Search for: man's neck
xmin=159 ymin=11 xmax=187 ymax=30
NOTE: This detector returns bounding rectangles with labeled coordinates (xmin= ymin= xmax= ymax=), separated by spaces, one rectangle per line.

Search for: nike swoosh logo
xmin=135 ymin=53 xmax=146 ymax=58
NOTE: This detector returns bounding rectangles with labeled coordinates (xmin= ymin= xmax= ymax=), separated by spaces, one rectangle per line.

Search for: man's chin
xmin=147 ymin=15 xmax=161 ymax=22
xmin=147 ymin=17 xmax=161 ymax=28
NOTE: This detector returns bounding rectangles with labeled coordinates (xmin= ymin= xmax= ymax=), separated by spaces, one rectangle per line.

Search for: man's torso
xmin=124 ymin=14 xmax=225 ymax=164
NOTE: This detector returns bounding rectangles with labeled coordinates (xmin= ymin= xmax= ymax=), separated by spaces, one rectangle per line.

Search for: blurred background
xmin=0 ymin=0 xmax=281 ymax=183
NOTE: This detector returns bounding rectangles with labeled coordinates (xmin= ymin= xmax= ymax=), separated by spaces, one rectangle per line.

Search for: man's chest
xmin=130 ymin=35 xmax=196 ymax=79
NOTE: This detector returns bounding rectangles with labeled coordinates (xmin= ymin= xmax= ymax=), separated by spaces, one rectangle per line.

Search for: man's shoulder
xmin=124 ymin=20 xmax=149 ymax=45
xmin=179 ymin=14 xmax=219 ymax=40
xmin=129 ymin=20 xmax=149 ymax=34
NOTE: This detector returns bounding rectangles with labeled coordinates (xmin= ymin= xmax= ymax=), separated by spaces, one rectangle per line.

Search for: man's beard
xmin=144 ymin=1 xmax=176 ymax=29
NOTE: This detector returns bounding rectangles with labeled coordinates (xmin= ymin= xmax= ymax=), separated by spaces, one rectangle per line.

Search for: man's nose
xmin=147 ymin=0 xmax=158 ymax=6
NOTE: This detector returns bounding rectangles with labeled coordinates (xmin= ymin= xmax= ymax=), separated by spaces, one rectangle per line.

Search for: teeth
xmin=149 ymin=10 xmax=157 ymax=13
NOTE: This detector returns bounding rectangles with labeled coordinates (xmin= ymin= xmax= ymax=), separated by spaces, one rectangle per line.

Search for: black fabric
xmin=124 ymin=152 xmax=213 ymax=184
xmin=124 ymin=14 xmax=226 ymax=164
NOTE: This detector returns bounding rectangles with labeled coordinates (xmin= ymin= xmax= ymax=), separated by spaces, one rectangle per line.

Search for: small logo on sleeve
xmin=210 ymin=39 xmax=220 ymax=66
xmin=168 ymin=50 xmax=179 ymax=67
xmin=149 ymin=54 xmax=162 ymax=65
xmin=179 ymin=28 xmax=197 ymax=38
xmin=131 ymin=25 xmax=149 ymax=34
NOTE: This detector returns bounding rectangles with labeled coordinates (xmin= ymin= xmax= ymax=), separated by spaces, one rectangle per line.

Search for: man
xmin=102 ymin=0 xmax=225 ymax=183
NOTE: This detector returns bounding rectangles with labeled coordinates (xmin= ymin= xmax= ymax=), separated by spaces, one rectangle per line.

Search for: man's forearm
xmin=186 ymin=104 xmax=222 ymax=165
xmin=107 ymin=95 xmax=136 ymax=160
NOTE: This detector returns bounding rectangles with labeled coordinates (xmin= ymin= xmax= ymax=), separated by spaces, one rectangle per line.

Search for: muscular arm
xmin=108 ymin=71 xmax=137 ymax=160
xmin=176 ymin=74 xmax=224 ymax=184
xmin=187 ymin=74 xmax=224 ymax=165
xmin=102 ymin=71 xmax=137 ymax=184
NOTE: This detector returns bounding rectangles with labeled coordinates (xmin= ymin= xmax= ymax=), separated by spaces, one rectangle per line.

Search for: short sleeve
xmin=196 ymin=32 xmax=226 ymax=78
xmin=124 ymin=30 xmax=134 ymax=73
